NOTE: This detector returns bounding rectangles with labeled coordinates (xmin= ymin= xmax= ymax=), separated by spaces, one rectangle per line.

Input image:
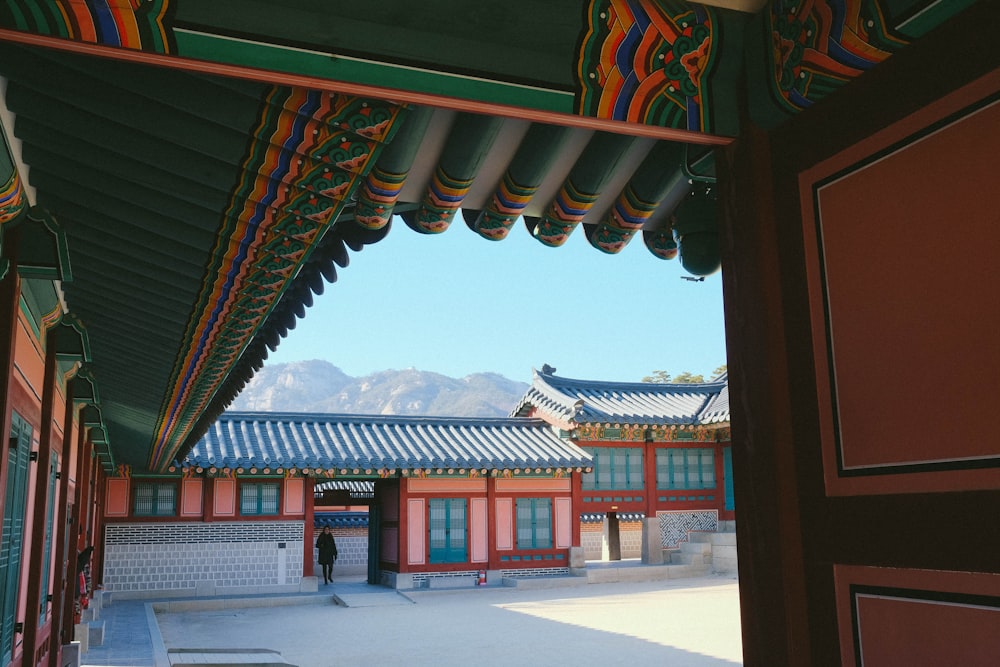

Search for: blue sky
xmin=265 ymin=216 xmax=729 ymax=384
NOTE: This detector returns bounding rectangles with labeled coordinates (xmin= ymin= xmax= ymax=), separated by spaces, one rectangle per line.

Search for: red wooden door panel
xmin=719 ymin=5 xmax=1000 ymax=664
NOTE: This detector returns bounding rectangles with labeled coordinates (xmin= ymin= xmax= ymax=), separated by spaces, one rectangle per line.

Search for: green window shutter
xmin=134 ymin=482 xmax=177 ymax=516
xmin=428 ymin=498 xmax=466 ymax=563
xmin=656 ymin=448 xmax=717 ymax=490
xmin=723 ymin=446 xmax=735 ymax=511
xmin=240 ymin=482 xmax=280 ymax=516
xmin=38 ymin=453 xmax=59 ymax=623
xmin=533 ymin=499 xmax=552 ymax=549
xmin=2 ymin=413 xmax=33 ymax=658
xmin=701 ymin=451 xmax=716 ymax=489
xmin=516 ymin=498 xmax=552 ymax=549
xmin=626 ymin=448 xmax=644 ymax=490
xmin=581 ymin=447 xmax=597 ymax=490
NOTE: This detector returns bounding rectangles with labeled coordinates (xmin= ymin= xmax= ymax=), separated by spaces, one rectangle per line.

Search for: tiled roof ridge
xmin=216 ymin=412 xmax=553 ymax=428
xmin=538 ymin=368 xmax=728 ymax=393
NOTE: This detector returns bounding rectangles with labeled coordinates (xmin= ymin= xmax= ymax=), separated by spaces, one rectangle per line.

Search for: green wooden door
xmin=1 ymin=413 xmax=32 ymax=664
xmin=428 ymin=498 xmax=466 ymax=564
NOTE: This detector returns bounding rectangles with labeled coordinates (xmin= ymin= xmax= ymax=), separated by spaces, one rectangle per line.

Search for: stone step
xmin=87 ymin=621 xmax=105 ymax=647
xmin=710 ymin=532 xmax=737 ymax=546
xmin=680 ymin=540 xmax=713 ymax=554
xmin=168 ymin=648 xmax=295 ymax=666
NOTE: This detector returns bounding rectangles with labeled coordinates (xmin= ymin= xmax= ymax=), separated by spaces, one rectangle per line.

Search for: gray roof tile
xmin=511 ymin=367 xmax=730 ymax=426
xmin=185 ymin=412 xmax=591 ymax=470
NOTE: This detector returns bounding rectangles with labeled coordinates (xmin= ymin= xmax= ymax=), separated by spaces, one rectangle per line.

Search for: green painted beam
xmin=173 ymin=29 xmax=576 ymax=114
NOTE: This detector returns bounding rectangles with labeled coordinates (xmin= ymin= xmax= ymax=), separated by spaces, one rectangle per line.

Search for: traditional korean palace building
xmin=109 ymin=412 xmax=592 ymax=593
xmin=513 ymin=366 xmax=733 ymax=559
xmin=93 ymin=367 xmax=732 ymax=595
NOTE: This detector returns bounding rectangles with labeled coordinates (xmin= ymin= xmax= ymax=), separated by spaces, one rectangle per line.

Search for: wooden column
xmin=643 ymin=437 xmax=657 ymax=520
xmin=21 ymin=325 xmax=60 ymax=665
xmin=485 ymin=475 xmax=498 ymax=570
xmin=59 ymin=426 xmax=89 ymax=650
xmin=48 ymin=385 xmax=79 ymax=663
xmin=303 ymin=477 xmax=315 ymax=577
xmin=91 ymin=467 xmax=107 ymax=590
xmin=0 ymin=228 xmax=21 ymax=530
xmin=570 ymin=470 xmax=583 ymax=548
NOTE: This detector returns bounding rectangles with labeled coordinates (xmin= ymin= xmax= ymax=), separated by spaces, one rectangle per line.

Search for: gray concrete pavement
xmin=153 ymin=574 xmax=742 ymax=667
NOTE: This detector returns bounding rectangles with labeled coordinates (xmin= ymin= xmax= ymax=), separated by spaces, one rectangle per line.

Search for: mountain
xmin=227 ymin=360 xmax=529 ymax=418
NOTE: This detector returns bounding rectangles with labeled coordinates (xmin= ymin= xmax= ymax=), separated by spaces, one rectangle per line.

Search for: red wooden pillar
xmin=202 ymin=476 xmax=215 ymax=522
xmin=77 ymin=440 xmax=94 ymax=552
xmin=570 ymin=470 xmax=583 ymax=548
xmin=397 ymin=476 xmax=409 ymax=574
xmin=303 ymin=477 xmax=315 ymax=577
xmin=21 ymin=325 xmax=60 ymax=666
xmin=91 ymin=468 xmax=107 ymax=590
xmin=643 ymin=436 xmax=657 ymax=520
xmin=48 ymin=387 xmax=80 ymax=664
xmin=0 ymin=228 xmax=21 ymax=538
xmin=486 ymin=475 xmax=498 ymax=569
xmin=59 ymin=426 xmax=89 ymax=650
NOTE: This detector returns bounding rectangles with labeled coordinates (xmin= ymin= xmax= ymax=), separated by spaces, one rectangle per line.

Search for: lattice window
xmin=133 ymin=481 xmax=177 ymax=516
xmin=240 ymin=482 xmax=280 ymax=516
xmin=582 ymin=447 xmax=644 ymax=490
xmin=656 ymin=447 xmax=715 ymax=490
xmin=516 ymin=498 xmax=552 ymax=549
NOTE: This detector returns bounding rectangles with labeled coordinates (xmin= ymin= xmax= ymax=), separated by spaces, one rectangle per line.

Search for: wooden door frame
xmin=717 ymin=4 xmax=1000 ymax=664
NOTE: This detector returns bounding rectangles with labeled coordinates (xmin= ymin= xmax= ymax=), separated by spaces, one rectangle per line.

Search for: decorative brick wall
xmin=619 ymin=519 xmax=643 ymax=558
xmin=657 ymin=510 xmax=719 ymax=548
xmin=580 ymin=518 xmax=642 ymax=560
xmin=103 ymin=522 xmax=304 ymax=595
xmin=582 ymin=522 xmax=603 ymax=560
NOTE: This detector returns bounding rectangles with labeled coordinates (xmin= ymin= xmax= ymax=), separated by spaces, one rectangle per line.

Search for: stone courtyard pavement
xmin=153 ymin=574 xmax=742 ymax=667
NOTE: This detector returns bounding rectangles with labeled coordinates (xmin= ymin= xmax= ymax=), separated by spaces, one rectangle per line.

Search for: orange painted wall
xmin=213 ymin=479 xmax=236 ymax=516
xmin=105 ymin=478 xmax=129 ymax=517
xmin=13 ymin=313 xmax=44 ymax=404
xmin=180 ymin=479 xmax=203 ymax=517
xmin=284 ymin=478 xmax=305 ymax=514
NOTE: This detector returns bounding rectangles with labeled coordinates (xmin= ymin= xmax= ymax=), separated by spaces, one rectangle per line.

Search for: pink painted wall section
xmin=105 ymin=478 xmax=129 ymax=517
xmin=284 ymin=478 xmax=305 ymax=514
xmin=407 ymin=478 xmax=487 ymax=493
xmin=180 ymin=479 xmax=203 ymax=517
xmin=470 ymin=497 xmax=488 ymax=563
xmin=495 ymin=478 xmax=572 ymax=493
xmin=407 ymin=499 xmax=425 ymax=565
xmin=495 ymin=498 xmax=513 ymax=550
xmin=554 ymin=497 xmax=572 ymax=549
xmin=213 ymin=479 xmax=236 ymax=516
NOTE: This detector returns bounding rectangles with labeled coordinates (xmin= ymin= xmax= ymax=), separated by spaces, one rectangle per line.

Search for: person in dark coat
xmin=316 ymin=526 xmax=338 ymax=584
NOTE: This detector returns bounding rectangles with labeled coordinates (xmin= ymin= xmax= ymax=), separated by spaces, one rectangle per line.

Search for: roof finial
xmin=541 ymin=363 xmax=557 ymax=375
